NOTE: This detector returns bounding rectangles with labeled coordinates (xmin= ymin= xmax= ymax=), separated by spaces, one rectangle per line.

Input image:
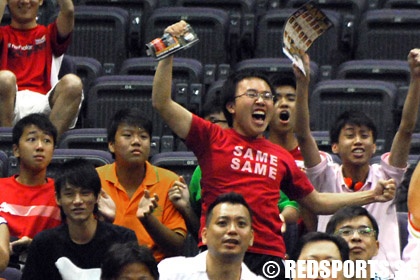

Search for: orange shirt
xmin=96 ymin=162 xmax=187 ymax=262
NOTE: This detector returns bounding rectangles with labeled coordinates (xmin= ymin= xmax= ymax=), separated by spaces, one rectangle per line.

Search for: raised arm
xmin=152 ymin=21 xmax=193 ymax=140
xmin=408 ymin=161 xmax=420 ymax=229
xmin=298 ymin=178 xmax=396 ymax=214
xmin=294 ymin=52 xmax=322 ymax=168
xmin=56 ymin=0 xmax=75 ymax=38
xmin=389 ymin=49 xmax=420 ymax=168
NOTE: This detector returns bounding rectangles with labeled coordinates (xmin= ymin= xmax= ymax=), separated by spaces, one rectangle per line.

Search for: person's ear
xmin=226 ymin=102 xmax=235 ymax=114
xmin=249 ymin=229 xmax=254 ymax=246
xmin=12 ymin=144 xmax=19 ymax=158
xmin=201 ymin=227 xmax=208 ymax=245
xmin=108 ymin=142 xmax=115 ymax=153
xmin=331 ymin=143 xmax=339 ymax=154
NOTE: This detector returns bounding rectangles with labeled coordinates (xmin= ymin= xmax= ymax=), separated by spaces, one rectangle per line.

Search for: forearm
xmin=294 ymin=80 xmax=322 ymax=168
xmin=177 ymin=204 xmax=200 ymax=242
xmin=140 ymin=215 xmax=185 ymax=256
xmin=299 ymin=190 xmax=376 ymax=215
xmin=56 ymin=0 xmax=74 ymax=37
xmin=152 ymin=57 xmax=174 ymax=114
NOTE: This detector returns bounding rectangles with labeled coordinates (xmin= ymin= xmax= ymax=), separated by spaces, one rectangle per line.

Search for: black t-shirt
xmin=21 ymin=221 xmax=137 ymax=280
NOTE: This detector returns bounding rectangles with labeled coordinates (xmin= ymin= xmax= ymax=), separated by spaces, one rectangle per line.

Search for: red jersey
xmin=0 ymin=22 xmax=72 ymax=94
xmin=0 ymin=176 xmax=61 ymax=238
xmin=185 ymin=115 xmax=314 ymax=258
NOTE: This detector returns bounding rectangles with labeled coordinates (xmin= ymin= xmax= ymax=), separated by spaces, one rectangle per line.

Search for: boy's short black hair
xmin=107 ymin=108 xmax=153 ymax=143
xmin=325 ymin=206 xmax=379 ymax=240
xmin=221 ymin=71 xmax=275 ymax=127
xmin=12 ymin=113 xmax=57 ymax=146
xmin=269 ymin=73 xmax=296 ymax=89
xmin=205 ymin=192 xmax=253 ymax=227
xmin=329 ymin=110 xmax=377 ymax=144
xmin=54 ymin=158 xmax=101 ymax=218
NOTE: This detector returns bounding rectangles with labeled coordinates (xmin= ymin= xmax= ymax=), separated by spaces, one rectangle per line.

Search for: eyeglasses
xmin=235 ymin=89 xmax=274 ymax=101
xmin=335 ymin=227 xmax=376 ymax=238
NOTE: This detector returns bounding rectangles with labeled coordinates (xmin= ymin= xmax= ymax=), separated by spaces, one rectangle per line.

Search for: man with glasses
xmin=326 ymin=206 xmax=385 ymax=279
xmin=152 ymin=20 xmax=396 ymax=279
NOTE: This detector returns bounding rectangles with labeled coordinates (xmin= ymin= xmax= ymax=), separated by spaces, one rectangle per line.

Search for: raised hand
xmin=137 ymin=190 xmax=159 ymax=219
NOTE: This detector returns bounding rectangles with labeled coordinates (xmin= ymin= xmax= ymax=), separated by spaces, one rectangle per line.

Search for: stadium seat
xmin=175 ymin=0 xmax=257 ymax=62
xmin=255 ymin=9 xmax=349 ymax=71
xmin=336 ymin=59 xmax=410 ymax=88
xmin=86 ymin=75 xmax=171 ymax=137
xmin=50 ymin=6 xmax=130 ymax=74
xmin=75 ymin=0 xmax=157 ymax=55
xmin=149 ymin=151 xmax=198 ymax=185
xmin=120 ymin=57 xmax=204 ymax=113
xmin=355 ymin=9 xmax=420 ymax=60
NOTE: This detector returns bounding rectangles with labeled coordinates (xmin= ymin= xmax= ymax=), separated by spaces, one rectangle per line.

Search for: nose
xmin=73 ymin=193 xmax=83 ymax=204
xmin=35 ymin=139 xmax=45 ymax=151
xmin=227 ymin=222 xmax=238 ymax=235
xmin=131 ymin=134 xmax=141 ymax=145
xmin=351 ymin=230 xmax=362 ymax=240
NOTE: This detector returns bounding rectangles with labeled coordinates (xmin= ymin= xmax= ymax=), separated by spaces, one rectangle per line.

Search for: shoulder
xmin=96 ymin=163 xmax=114 ymax=174
xmin=97 ymin=221 xmax=137 ymax=241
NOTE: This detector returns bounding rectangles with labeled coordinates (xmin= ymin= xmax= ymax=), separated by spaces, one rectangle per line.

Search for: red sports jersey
xmin=0 ymin=22 xmax=72 ymax=94
xmin=185 ymin=115 xmax=314 ymax=258
xmin=0 ymin=176 xmax=61 ymax=238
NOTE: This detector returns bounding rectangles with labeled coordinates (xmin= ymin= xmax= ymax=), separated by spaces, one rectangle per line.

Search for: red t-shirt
xmin=0 ymin=176 xmax=61 ymax=238
xmin=0 ymin=22 xmax=72 ymax=94
xmin=185 ymin=115 xmax=314 ymax=258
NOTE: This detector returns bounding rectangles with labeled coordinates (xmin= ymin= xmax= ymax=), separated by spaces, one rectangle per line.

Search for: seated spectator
xmin=294 ymin=49 xmax=420 ymax=273
xmin=291 ymin=232 xmax=349 ymax=280
xmin=158 ymin=192 xmax=265 ymax=279
xmin=101 ymin=241 xmax=159 ymax=280
xmin=0 ymin=113 xmax=61 ymax=263
xmin=326 ymin=206 xmax=385 ymax=279
xmin=21 ymin=158 xmax=137 ymax=280
xmin=96 ymin=108 xmax=187 ymax=262
xmin=0 ymin=0 xmax=83 ymax=138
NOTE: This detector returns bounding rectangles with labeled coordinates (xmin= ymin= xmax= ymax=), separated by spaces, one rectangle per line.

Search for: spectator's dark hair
xmin=329 ymin=110 xmax=377 ymax=144
xmin=221 ymin=71 xmax=275 ymax=127
xmin=326 ymin=206 xmax=379 ymax=240
xmin=101 ymin=242 xmax=159 ymax=280
xmin=269 ymin=72 xmax=296 ymax=89
xmin=54 ymin=158 xmax=101 ymax=219
xmin=12 ymin=113 xmax=57 ymax=146
xmin=201 ymin=94 xmax=224 ymax=119
xmin=107 ymin=108 xmax=153 ymax=143
xmin=205 ymin=192 xmax=253 ymax=227
xmin=291 ymin=231 xmax=350 ymax=262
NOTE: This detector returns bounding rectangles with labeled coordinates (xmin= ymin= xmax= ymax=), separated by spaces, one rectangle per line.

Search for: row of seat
xmin=3 ymin=1 xmax=419 ymax=73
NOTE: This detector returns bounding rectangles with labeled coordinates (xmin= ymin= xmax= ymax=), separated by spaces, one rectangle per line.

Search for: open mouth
xmin=279 ymin=111 xmax=290 ymax=121
xmin=252 ymin=111 xmax=266 ymax=121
